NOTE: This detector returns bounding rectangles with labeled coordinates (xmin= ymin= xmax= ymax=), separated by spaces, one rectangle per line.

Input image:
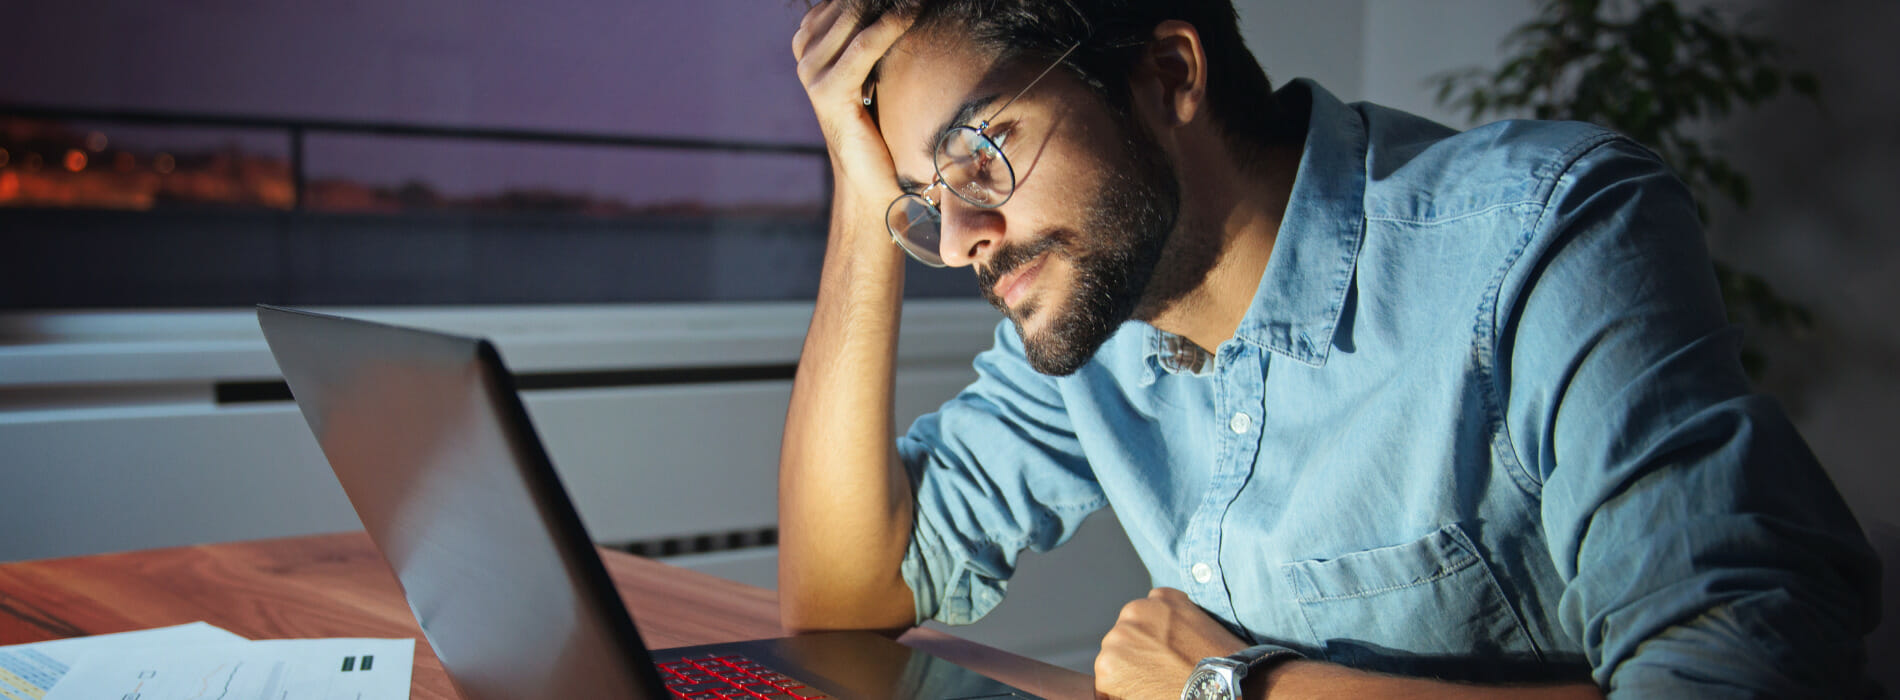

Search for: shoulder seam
xmin=1365 ymin=200 xmax=1541 ymax=226
xmin=1478 ymin=129 xmax=1628 ymax=494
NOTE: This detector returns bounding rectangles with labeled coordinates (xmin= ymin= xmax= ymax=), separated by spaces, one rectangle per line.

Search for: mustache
xmin=976 ymin=234 xmax=1065 ymax=301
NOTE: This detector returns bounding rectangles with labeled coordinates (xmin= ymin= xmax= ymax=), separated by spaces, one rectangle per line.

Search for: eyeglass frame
xmin=884 ymin=41 xmax=1084 ymax=267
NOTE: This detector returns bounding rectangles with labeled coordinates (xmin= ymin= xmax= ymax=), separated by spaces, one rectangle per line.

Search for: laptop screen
xmin=259 ymin=305 xmax=664 ymax=700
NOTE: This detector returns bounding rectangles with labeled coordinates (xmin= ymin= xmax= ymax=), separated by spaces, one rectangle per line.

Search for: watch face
xmin=1184 ymin=670 xmax=1230 ymax=700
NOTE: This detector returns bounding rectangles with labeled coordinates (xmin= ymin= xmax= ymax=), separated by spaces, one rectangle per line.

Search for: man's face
xmin=876 ymin=33 xmax=1182 ymax=376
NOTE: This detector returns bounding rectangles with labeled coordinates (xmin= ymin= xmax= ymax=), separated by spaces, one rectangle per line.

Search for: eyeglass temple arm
xmin=980 ymin=42 xmax=1084 ymax=126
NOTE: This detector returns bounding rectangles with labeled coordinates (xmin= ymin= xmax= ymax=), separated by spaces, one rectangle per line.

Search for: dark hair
xmin=842 ymin=0 xmax=1295 ymax=158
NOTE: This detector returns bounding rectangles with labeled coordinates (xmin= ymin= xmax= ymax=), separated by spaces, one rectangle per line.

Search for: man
xmin=778 ymin=0 xmax=1882 ymax=697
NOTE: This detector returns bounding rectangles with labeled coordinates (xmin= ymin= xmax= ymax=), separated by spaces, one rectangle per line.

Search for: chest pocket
xmin=1280 ymin=522 xmax=1545 ymax=681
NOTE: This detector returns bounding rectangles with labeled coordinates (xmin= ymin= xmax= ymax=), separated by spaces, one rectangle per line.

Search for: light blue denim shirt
xmin=895 ymin=80 xmax=1881 ymax=696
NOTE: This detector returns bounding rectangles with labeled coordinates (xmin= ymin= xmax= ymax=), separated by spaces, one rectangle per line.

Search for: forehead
xmin=874 ymin=33 xmax=1023 ymax=164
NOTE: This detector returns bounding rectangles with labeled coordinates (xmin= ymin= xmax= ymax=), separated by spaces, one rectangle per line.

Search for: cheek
xmin=1009 ymin=147 xmax=1108 ymax=224
xmin=1006 ymin=173 xmax=1109 ymax=241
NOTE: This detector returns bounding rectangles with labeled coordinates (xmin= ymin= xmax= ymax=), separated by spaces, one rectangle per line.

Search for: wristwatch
xmin=1179 ymin=645 xmax=1302 ymax=700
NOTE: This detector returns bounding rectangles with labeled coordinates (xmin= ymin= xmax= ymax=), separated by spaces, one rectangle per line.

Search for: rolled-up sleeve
xmin=897 ymin=320 xmax=1108 ymax=625
xmin=1499 ymin=138 xmax=1883 ymax=696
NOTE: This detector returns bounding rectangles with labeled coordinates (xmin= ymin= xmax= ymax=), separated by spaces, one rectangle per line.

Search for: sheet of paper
xmin=0 ymin=622 xmax=247 ymax=699
xmin=41 ymin=637 xmax=413 ymax=700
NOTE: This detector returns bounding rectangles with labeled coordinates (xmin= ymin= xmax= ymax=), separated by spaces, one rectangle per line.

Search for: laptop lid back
xmin=257 ymin=305 xmax=665 ymax=700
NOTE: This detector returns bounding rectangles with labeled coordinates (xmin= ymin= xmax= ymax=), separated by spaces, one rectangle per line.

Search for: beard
xmin=976 ymin=116 xmax=1198 ymax=376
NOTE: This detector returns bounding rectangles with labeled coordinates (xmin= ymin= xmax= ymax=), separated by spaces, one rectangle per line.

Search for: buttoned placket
xmin=1177 ymin=340 xmax=1269 ymax=629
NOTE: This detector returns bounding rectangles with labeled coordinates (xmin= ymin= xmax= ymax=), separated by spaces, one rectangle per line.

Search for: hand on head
xmin=792 ymin=1 xmax=912 ymax=204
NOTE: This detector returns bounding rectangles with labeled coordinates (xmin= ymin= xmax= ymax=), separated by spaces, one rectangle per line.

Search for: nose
xmin=935 ymin=197 xmax=1005 ymax=268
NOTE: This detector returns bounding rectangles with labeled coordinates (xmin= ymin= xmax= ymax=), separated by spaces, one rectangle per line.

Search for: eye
xmin=989 ymin=123 xmax=1014 ymax=149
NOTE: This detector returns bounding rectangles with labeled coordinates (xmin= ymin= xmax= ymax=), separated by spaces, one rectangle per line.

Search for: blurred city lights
xmin=0 ymin=147 xmax=9 ymax=168
xmin=0 ymin=171 xmax=18 ymax=201
xmin=86 ymin=131 xmax=108 ymax=152
xmin=64 ymin=149 xmax=88 ymax=172
xmin=24 ymin=153 xmax=44 ymax=172
xmin=154 ymin=153 xmax=175 ymax=174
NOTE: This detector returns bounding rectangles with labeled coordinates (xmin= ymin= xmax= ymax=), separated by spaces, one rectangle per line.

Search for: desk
xmin=0 ymin=532 xmax=1092 ymax=700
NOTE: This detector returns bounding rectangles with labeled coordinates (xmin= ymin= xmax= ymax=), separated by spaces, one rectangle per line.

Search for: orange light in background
xmin=114 ymin=151 xmax=136 ymax=173
xmin=0 ymin=171 xmax=18 ymax=201
xmin=86 ymin=131 xmax=108 ymax=152
xmin=64 ymin=149 xmax=88 ymax=172
xmin=0 ymin=147 xmax=9 ymax=168
xmin=154 ymin=153 xmax=175 ymax=174
xmin=23 ymin=153 xmax=42 ymax=172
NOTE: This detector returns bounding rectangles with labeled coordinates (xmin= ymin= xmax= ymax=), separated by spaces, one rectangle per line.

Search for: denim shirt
xmin=894 ymin=80 xmax=1881 ymax=696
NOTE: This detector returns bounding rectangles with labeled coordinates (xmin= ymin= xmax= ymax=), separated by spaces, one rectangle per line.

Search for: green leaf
xmin=1450 ymin=0 xmax=1813 ymax=376
xmin=1748 ymin=68 xmax=1781 ymax=102
xmin=1790 ymin=72 xmax=1821 ymax=100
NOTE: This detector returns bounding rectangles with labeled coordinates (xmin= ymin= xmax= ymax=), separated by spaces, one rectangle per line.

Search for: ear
xmin=1135 ymin=20 xmax=1209 ymax=128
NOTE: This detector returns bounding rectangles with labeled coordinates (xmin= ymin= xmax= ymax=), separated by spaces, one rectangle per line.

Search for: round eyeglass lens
xmin=935 ymin=126 xmax=1016 ymax=207
xmin=885 ymin=193 xmax=946 ymax=267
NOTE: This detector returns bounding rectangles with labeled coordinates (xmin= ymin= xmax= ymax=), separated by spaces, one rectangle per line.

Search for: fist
xmin=1095 ymin=588 xmax=1248 ymax=700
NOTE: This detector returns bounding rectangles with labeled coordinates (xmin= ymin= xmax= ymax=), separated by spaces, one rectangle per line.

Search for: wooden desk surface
xmin=0 ymin=532 xmax=1092 ymax=700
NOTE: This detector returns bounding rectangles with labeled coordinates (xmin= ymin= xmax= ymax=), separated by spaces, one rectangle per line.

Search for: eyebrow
xmin=895 ymin=93 xmax=1002 ymax=193
xmin=925 ymin=93 xmax=1002 ymax=159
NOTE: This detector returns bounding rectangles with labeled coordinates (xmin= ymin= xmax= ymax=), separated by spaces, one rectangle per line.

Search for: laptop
xmin=256 ymin=305 xmax=1037 ymax=700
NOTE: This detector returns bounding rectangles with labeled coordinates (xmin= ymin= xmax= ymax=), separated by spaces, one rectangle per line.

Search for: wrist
xmin=1183 ymin=646 xmax=1304 ymax=700
xmin=1240 ymin=659 xmax=1310 ymax=699
xmin=823 ymin=188 xmax=901 ymax=247
xmin=814 ymin=201 xmax=908 ymax=304
xmin=829 ymin=160 xmax=900 ymax=210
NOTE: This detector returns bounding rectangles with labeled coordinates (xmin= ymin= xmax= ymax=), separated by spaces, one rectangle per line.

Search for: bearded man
xmin=776 ymin=1 xmax=1882 ymax=698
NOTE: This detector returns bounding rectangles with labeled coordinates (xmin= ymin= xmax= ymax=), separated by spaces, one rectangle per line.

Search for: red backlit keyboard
xmin=659 ymin=654 xmax=831 ymax=700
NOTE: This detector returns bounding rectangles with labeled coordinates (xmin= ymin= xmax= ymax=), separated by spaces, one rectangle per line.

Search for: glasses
xmin=885 ymin=42 xmax=1082 ymax=267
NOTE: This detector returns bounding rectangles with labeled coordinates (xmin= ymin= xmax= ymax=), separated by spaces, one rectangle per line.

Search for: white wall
xmin=0 ymin=303 xmax=980 ymax=560
xmin=1236 ymin=0 xmax=1367 ymax=101
xmin=1359 ymin=0 xmax=1533 ymax=123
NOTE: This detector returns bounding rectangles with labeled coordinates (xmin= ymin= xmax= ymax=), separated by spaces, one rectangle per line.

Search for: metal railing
xmin=0 ymin=104 xmax=831 ymax=212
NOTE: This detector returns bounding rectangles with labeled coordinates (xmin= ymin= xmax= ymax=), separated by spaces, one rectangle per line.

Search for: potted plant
xmin=1434 ymin=0 xmax=1818 ymax=377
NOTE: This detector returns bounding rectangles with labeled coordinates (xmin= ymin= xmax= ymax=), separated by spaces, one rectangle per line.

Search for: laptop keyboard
xmin=660 ymin=654 xmax=831 ymax=700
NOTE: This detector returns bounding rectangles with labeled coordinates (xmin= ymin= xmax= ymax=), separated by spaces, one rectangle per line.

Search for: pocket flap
xmin=1284 ymin=523 xmax=1482 ymax=603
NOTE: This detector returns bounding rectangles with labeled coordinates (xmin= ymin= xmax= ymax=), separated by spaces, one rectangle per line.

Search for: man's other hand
xmin=1096 ymin=590 xmax=1609 ymax=700
xmin=1096 ymin=588 xmax=1249 ymax=700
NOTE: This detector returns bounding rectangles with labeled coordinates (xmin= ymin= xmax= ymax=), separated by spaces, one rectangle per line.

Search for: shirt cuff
xmin=899 ymin=530 xmax=939 ymax=625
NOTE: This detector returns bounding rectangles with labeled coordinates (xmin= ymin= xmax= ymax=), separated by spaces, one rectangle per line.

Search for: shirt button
xmin=1229 ymin=412 xmax=1252 ymax=434
xmin=1191 ymin=562 xmax=1213 ymax=583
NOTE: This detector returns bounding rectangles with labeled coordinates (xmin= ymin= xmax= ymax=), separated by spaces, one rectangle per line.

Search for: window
xmin=0 ymin=2 xmax=976 ymax=308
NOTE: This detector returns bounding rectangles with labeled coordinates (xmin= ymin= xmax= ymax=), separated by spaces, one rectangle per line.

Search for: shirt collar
xmin=1229 ymin=79 xmax=1368 ymax=368
xmin=1137 ymin=79 xmax=1367 ymax=374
